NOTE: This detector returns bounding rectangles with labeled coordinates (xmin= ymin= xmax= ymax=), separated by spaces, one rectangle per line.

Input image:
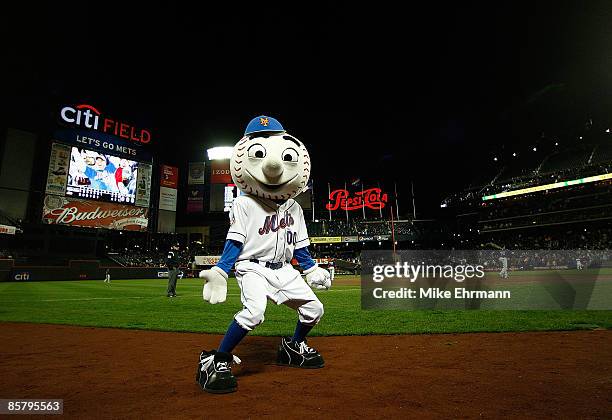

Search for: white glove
xmin=199 ymin=266 xmax=228 ymax=304
xmin=304 ymin=265 xmax=332 ymax=290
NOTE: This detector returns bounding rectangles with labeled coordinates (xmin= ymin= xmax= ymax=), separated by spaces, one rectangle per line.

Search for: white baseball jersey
xmin=225 ymin=195 xmax=322 ymax=332
xmin=499 ymin=257 xmax=508 ymax=268
xmin=227 ymin=195 xmax=310 ymax=263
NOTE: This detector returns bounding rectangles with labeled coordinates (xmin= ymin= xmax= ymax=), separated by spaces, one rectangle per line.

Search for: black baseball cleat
xmin=196 ymin=350 xmax=239 ymax=394
xmin=276 ymin=337 xmax=324 ymax=369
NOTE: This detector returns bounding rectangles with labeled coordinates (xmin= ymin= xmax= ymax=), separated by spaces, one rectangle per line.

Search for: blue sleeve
xmin=216 ymin=239 xmax=243 ymax=275
xmin=294 ymin=246 xmax=316 ymax=271
xmin=84 ymin=166 xmax=95 ymax=178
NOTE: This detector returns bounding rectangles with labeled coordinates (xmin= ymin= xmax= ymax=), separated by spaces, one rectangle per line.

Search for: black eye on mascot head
xmin=231 ymin=116 xmax=311 ymax=201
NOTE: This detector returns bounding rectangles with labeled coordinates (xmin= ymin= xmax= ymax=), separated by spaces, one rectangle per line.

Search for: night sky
xmin=3 ymin=1 xmax=612 ymax=217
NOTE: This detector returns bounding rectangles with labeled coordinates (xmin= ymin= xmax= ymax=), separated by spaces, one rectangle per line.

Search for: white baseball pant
xmin=233 ymin=261 xmax=324 ymax=331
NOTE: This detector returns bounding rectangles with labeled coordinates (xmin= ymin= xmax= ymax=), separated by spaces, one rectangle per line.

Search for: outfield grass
xmin=0 ymin=277 xmax=610 ymax=335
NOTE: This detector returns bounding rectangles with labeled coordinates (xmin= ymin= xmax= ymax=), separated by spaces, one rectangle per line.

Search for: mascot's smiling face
xmin=231 ymin=132 xmax=311 ymax=200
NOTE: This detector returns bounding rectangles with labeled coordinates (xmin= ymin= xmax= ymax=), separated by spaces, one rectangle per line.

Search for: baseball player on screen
xmin=196 ymin=116 xmax=331 ymax=394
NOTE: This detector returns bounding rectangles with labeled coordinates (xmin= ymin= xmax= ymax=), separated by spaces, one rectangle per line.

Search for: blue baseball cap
xmin=244 ymin=115 xmax=285 ymax=135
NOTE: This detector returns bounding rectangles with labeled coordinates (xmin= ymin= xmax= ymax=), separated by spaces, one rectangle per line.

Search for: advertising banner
xmin=160 ymin=165 xmax=178 ymax=188
xmin=159 ymin=164 xmax=178 ymax=212
xmin=53 ymin=128 xmax=153 ymax=161
xmin=42 ymin=195 xmax=148 ymax=231
xmin=135 ymin=162 xmax=152 ymax=207
xmin=187 ymin=185 xmax=204 ymax=213
xmin=195 ymin=256 xmax=221 ymax=266
xmin=159 ymin=187 xmax=178 ymax=211
xmin=359 ymin=235 xmax=391 ymax=242
xmin=326 ymin=186 xmax=388 ymax=211
xmin=55 ymin=103 xmax=153 ymax=161
xmin=0 ymin=224 xmax=17 ymax=235
xmin=211 ymin=160 xmax=232 ymax=184
xmin=45 ymin=143 xmax=71 ymax=195
xmin=188 ymin=162 xmax=206 ymax=185
xmin=310 ymin=236 xmax=343 ymax=244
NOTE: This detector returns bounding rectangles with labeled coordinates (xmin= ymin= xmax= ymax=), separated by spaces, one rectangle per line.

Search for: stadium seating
xmin=538 ymin=146 xmax=592 ymax=174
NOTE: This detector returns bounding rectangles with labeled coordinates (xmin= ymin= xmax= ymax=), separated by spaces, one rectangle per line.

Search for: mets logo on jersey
xmin=259 ymin=211 xmax=294 ymax=235
xmin=259 ymin=117 xmax=269 ymax=127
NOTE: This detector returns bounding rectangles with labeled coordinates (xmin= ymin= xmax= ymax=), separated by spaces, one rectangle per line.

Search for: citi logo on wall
xmin=59 ymin=104 xmax=151 ymax=144
xmin=14 ymin=272 xmax=30 ymax=281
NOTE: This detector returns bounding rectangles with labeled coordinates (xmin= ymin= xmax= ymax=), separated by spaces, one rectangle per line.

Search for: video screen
xmin=66 ymin=147 xmax=138 ymax=204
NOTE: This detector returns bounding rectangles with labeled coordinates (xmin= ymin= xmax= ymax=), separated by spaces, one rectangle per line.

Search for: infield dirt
xmin=1 ymin=323 xmax=610 ymax=418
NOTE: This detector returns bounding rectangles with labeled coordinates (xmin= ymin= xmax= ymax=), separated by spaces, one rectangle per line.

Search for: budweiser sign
xmin=326 ymin=187 xmax=388 ymax=211
xmin=42 ymin=195 xmax=148 ymax=231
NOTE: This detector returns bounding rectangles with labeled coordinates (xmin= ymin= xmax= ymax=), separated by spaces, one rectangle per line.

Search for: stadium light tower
xmin=207 ymin=146 xmax=233 ymax=160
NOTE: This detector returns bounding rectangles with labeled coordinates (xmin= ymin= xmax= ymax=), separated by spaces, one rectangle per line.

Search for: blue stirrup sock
xmin=292 ymin=320 xmax=314 ymax=343
xmin=218 ymin=320 xmax=249 ymax=353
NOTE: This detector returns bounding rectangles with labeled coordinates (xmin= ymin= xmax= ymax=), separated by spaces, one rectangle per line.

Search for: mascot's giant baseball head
xmin=231 ymin=116 xmax=310 ymax=200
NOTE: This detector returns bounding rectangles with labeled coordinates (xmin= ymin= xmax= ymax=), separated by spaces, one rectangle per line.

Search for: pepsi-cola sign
xmin=326 ymin=187 xmax=388 ymax=211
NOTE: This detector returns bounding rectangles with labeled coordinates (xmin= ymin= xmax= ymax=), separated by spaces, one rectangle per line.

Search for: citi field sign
xmin=59 ymin=104 xmax=151 ymax=144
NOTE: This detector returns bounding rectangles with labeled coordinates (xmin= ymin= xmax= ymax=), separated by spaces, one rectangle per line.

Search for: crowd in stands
xmin=476 ymin=226 xmax=612 ymax=250
xmin=444 ymin=140 xmax=612 ymax=210
xmin=0 ymin=249 xmax=14 ymax=259
xmin=105 ymin=233 xmax=225 ymax=269
xmin=306 ymin=219 xmax=414 ymax=237
xmin=478 ymin=249 xmax=608 ymax=270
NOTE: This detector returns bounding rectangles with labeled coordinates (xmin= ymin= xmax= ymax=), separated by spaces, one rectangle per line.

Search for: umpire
xmin=166 ymin=244 xmax=180 ymax=297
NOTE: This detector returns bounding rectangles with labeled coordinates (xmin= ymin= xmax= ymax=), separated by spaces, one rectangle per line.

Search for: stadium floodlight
xmin=607 ymin=129 xmax=611 ymax=133
xmin=579 ymin=136 xmax=583 ymax=140
xmin=512 ymin=152 xmax=517 ymax=157
xmin=533 ymin=147 xmax=537 ymax=152
xmin=493 ymin=157 xmax=498 ymax=161
xmin=555 ymin=142 xmax=559 ymax=146
xmin=207 ymin=146 xmax=233 ymax=160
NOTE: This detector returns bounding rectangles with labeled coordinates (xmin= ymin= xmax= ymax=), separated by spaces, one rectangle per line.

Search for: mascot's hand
xmin=304 ymin=265 xmax=332 ymax=290
xmin=199 ymin=266 xmax=228 ymax=304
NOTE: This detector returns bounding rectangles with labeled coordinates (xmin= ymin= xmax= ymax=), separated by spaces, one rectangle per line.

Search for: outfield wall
xmin=0 ymin=259 xmax=196 ymax=282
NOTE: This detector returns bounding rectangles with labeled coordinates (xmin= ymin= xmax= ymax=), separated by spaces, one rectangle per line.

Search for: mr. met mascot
xmin=196 ymin=116 xmax=332 ymax=394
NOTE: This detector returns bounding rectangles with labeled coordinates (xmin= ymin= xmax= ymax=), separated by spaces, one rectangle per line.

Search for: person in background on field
xmin=166 ymin=244 xmax=180 ymax=297
xmin=499 ymin=253 xmax=509 ymax=279
xmin=576 ymin=257 xmax=584 ymax=270
xmin=104 ymin=268 xmax=111 ymax=285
